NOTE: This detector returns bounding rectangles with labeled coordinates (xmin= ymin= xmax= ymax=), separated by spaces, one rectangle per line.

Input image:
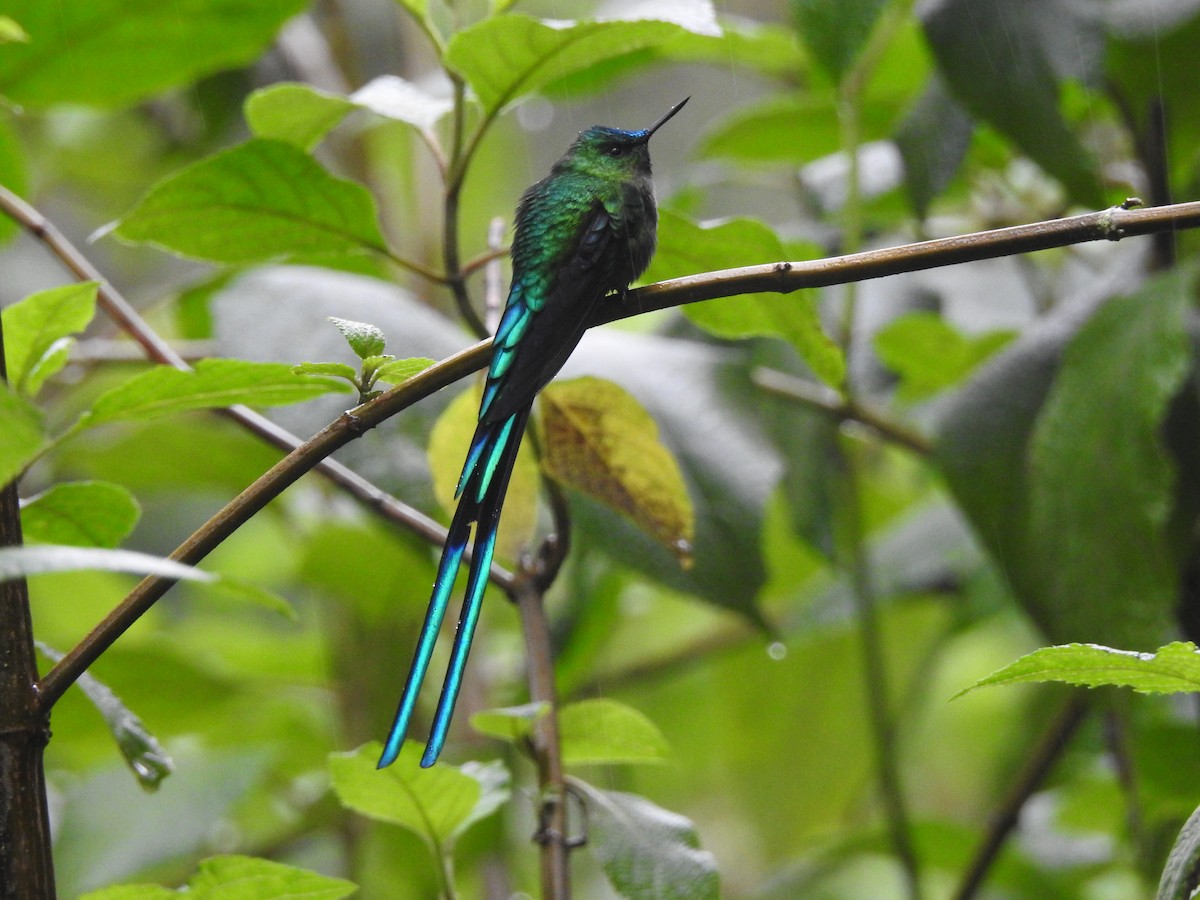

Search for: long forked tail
xmin=377 ymin=407 xmax=531 ymax=769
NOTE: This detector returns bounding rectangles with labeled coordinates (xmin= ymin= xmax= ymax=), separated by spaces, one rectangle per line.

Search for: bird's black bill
xmin=643 ymin=96 xmax=689 ymax=139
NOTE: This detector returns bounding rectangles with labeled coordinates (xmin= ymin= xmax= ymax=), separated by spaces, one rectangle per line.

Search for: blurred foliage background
xmin=4 ymin=0 xmax=1200 ymax=897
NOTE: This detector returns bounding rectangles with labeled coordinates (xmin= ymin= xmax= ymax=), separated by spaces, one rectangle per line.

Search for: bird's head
xmin=557 ymin=97 xmax=689 ymax=180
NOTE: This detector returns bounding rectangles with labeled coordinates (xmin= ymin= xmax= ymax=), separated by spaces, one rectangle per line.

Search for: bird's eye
xmin=606 ymin=144 xmax=625 ymax=157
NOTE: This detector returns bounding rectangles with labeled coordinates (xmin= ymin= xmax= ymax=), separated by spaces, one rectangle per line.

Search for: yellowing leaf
xmin=539 ymin=377 xmax=693 ymax=566
xmin=426 ymin=386 xmax=538 ymax=564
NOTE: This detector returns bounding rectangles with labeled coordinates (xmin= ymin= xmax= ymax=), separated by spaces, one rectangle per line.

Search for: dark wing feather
xmin=481 ymin=200 xmax=616 ymax=425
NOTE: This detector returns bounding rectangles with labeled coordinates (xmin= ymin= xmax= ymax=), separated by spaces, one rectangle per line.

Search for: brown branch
xmin=33 ymin=339 xmax=511 ymax=712
xmin=28 ymin=199 xmax=1200 ymax=717
xmin=753 ymin=367 xmax=934 ymax=457
xmin=952 ymin=693 xmax=1090 ymax=900
xmin=0 ymin=185 xmax=457 ymax=566
xmin=596 ymin=199 xmax=1200 ymax=325
xmin=0 ymin=314 xmax=56 ymax=899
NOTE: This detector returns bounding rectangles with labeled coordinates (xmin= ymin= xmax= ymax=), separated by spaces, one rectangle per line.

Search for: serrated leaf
xmin=0 ymin=545 xmax=213 ymax=583
xmin=245 ymin=83 xmax=356 ymax=151
xmin=445 ymin=15 xmax=684 ymax=116
xmin=559 ymin=699 xmax=669 ymax=766
xmin=0 ymin=0 xmax=309 ymax=109
xmin=428 ymin=385 xmax=538 ymax=563
xmin=20 ymin=481 xmax=140 ymax=548
xmin=576 ymin=782 xmax=719 ymax=900
xmin=80 ymin=358 xmax=350 ymax=429
xmin=539 ymin=377 xmax=693 ymax=565
xmin=2 ymin=282 xmax=98 ymax=395
xmin=113 ymin=140 xmax=391 ymax=264
xmin=959 ymin=642 xmax=1200 ymax=697
xmin=329 ymin=743 xmax=509 ymax=852
xmin=873 ymin=312 xmax=1015 ymax=401
xmin=374 ymin=356 xmax=435 ymax=385
xmin=647 ymin=212 xmax=844 ymax=387
xmin=0 ymin=386 xmax=45 ymax=488
xmin=38 ymin=641 xmax=172 ymax=789
xmin=328 ymin=316 xmax=386 ymax=360
xmin=470 ymin=701 xmax=549 ymax=744
xmin=935 ymin=268 xmax=1194 ymax=646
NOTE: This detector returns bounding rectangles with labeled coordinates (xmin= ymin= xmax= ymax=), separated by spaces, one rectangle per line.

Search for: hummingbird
xmin=378 ymin=97 xmax=689 ymax=769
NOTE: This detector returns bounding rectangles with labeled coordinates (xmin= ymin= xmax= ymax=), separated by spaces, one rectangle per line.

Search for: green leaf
xmin=246 ymin=76 xmax=454 ymax=151
xmin=80 ymin=359 xmax=350 ymax=429
xmin=190 ymin=856 xmax=357 ymax=899
xmin=540 ymin=377 xmax=694 ymax=565
xmin=445 ymin=15 xmax=685 ymax=116
xmin=648 ymin=212 xmax=844 ymax=387
xmin=1159 ymin=801 xmax=1200 ymax=900
xmin=470 ymin=702 xmax=549 ymax=744
xmin=0 ymin=0 xmax=309 ymax=109
xmin=374 ymin=356 xmax=435 ymax=385
xmin=0 ymin=386 xmax=45 ymax=488
xmin=698 ymin=95 xmax=842 ymax=165
xmin=292 ymin=361 xmax=359 ymax=382
xmin=893 ymin=75 xmax=975 ymax=218
xmin=428 ymin=385 xmax=538 ymax=563
xmin=0 ymin=115 xmax=28 ymax=246
xmin=559 ymin=699 xmax=670 ymax=766
xmin=38 ymin=641 xmax=172 ymax=789
xmin=959 ymin=642 xmax=1200 ymax=697
xmin=0 ymin=545 xmax=214 ymax=583
xmin=935 ymin=268 xmax=1194 ymax=646
xmin=82 ymin=855 xmax=357 ymax=899
xmin=2 ymin=282 xmax=98 ymax=395
xmin=920 ymin=0 xmax=1104 ymax=206
xmin=351 ymin=74 xmax=454 ymax=133
xmin=80 ymin=885 xmax=176 ymax=900
xmin=329 ymin=743 xmax=509 ymax=853
xmin=575 ymin=782 xmax=719 ymax=900
xmin=791 ymin=0 xmax=888 ymax=82
xmin=874 ymin=312 xmax=1015 ymax=401
xmin=0 ymin=16 xmax=28 ymax=43
xmin=245 ymin=84 xmax=356 ymax=152
xmin=20 ymin=481 xmax=140 ymax=548
xmin=113 ymin=139 xmax=391 ymax=264
xmin=328 ymin=316 xmax=386 ymax=360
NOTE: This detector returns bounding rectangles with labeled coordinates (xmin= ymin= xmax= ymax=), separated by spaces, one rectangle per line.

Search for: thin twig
xmin=514 ymin=571 xmax=571 ymax=898
xmin=0 ymin=185 xmax=453 ymax=561
xmin=952 ymin=693 xmax=1090 ymax=900
xmin=442 ymin=77 xmax=487 ymax=338
xmin=835 ymin=438 xmax=922 ymax=897
xmin=33 ymin=339 xmax=513 ymax=712
xmin=27 ymin=200 xmax=1200 ymax=716
xmin=753 ymin=367 xmax=933 ymax=457
xmin=597 ymin=200 xmax=1200 ymax=325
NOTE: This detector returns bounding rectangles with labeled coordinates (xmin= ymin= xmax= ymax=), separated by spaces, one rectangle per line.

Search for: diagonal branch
xmin=29 ymin=198 xmax=1200 ymax=710
xmin=0 ymin=184 xmax=459 ymax=559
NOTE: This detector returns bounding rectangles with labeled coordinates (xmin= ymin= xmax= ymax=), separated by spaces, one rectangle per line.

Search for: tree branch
xmin=29 ymin=200 xmax=1200 ymax=717
xmin=0 ymin=314 xmax=56 ymax=899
